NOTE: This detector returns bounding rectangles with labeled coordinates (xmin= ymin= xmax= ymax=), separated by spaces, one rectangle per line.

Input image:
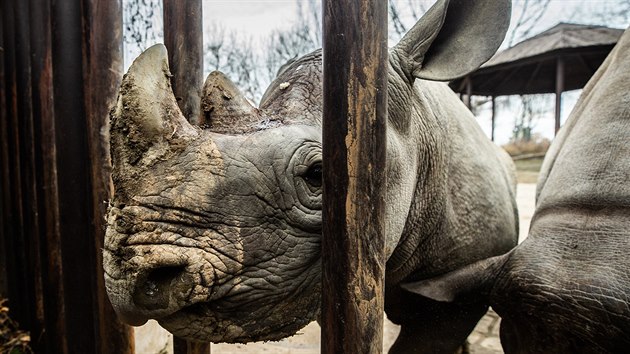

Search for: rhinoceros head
xmin=104 ymin=45 xmax=324 ymax=342
xmin=104 ymin=0 xmax=510 ymax=343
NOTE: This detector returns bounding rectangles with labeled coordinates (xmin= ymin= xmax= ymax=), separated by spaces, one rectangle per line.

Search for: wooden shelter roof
xmin=449 ymin=23 xmax=624 ymax=96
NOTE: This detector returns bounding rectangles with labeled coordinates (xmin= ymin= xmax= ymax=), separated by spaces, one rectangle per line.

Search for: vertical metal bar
xmin=29 ymin=0 xmax=67 ymax=351
xmin=51 ymin=0 xmax=97 ymax=351
xmin=321 ymin=0 xmax=388 ymax=353
xmin=491 ymin=96 xmax=496 ymax=142
xmin=81 ymin=0 xmax=134 ymax=353
xmin=555 ymin=57 xmax=564 ymax=135
xmin=163 ymin=0 xmax=203 ymax=125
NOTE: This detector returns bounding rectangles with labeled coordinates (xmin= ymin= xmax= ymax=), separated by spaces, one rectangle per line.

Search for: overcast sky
xmin=125 ymin=0 xmax=630 ymax=144
xmin=206 ymin=0 xmax=629 ymax=144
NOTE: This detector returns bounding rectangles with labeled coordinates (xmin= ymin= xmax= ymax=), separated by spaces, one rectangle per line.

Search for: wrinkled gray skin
xmin=104 ymin=0 xmax=517 ymax=352
xmin=406 ymin=27 xmax=630 ymax=354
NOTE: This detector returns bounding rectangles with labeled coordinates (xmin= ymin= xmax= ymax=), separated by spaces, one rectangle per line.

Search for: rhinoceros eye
xmin=303 ymin=162 xmax=322 ymax=188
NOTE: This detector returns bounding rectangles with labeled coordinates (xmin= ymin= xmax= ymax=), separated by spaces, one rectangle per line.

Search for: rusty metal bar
xmin=163 ymin=0 xmax=203 ymax=125
xmin=321 ymin=0 xmax=388 ymax=353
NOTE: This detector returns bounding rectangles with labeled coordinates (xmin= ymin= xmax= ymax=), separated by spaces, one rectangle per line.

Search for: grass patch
xmin=514 ymin=157 xmax=544 ymax=184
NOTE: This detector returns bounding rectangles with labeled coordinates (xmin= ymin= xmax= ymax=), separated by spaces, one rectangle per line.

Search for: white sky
xmin=203 ymin=1 xmax=298 ymax=40
xmin=126 ymin=0 xmax=630 ymax=145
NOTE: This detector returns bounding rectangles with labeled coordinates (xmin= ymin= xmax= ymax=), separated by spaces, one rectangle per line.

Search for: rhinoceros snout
xmin=104 ymin=241 xmax=206 ymax=326
xmin=132 ymin=265 xmax=192 ymax=312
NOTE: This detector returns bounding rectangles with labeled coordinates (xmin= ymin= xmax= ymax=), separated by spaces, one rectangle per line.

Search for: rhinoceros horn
xmin=110 ymin=44 xmax=198 ymax=202
xmin=200 ymin=71 xmax=262 ymax=133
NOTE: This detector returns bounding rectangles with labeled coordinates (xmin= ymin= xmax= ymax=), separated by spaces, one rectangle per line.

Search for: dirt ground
xmin=135 ymin=183 xmax=537 ymax=354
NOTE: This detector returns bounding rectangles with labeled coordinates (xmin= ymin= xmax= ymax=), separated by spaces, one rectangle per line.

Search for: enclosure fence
xmin=0 ymin=0 xmax=387 ymax=353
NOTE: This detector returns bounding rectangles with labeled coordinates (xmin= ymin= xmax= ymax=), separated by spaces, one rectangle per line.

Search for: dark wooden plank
xmin=81 ymin=1 xmax=134 ymax=353
xmin=321 ymin=0 xmax=388 ymax=353
xmin=51 ymin=0 xmax=97 ymax=351
xmin=1 ymin=0 xmax=28 ymax=328
xmin=29 ymin=0 xmax=67 ymax=351
xmin=14 ymin=1 xmax=47 ymax=350
xmin=163 ymin=0 xmax=203 ymax=125
xmin=0 ymin=0 xmax=8 ymax=300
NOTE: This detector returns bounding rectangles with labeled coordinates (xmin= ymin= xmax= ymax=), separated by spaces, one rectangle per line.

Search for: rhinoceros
xmin=104 ymin=0 xmax=517 ymax=352
xmin=405 ymin=27 xmax=630 ymax=354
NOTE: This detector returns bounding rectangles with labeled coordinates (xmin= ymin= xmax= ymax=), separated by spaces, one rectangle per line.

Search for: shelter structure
xmin=450 ymin=23 xmax=624 ymax=140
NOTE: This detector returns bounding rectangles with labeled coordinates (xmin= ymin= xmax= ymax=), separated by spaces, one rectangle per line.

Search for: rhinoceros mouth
xmin=157 ymin=300 xmax=313 ymax=343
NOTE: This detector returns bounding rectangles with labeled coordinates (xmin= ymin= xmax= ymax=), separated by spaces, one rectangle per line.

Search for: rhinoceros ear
xmin=200 ymin=71 xmax=262 ymax=133
xmin=401 ymin=253 xmax=510 ymax=303
xmin=392 ymin=0 xmax=510 ymax=82
xmin=110 ymin=44 xmax=198 ymax=167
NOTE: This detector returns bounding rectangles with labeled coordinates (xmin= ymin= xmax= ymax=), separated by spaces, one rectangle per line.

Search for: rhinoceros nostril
xmin=133 ymin=265 xmax=187 ymax=311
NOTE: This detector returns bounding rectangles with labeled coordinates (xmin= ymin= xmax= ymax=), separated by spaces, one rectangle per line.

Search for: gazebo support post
xmin=491 ymin=96 xmax=496 ymax=142
xmin=555 ymin=57 xmax=565 ymax=135
xmin=465 ymin=76 xmax=473 ymax=110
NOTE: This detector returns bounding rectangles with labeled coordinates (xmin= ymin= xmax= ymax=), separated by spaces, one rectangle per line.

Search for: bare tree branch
xmin=204 ymin=25 xmax=263 ymax=102
xmin=389 ymin=2 xmax=408 ymax=39
xmin=507 ymin=0 xmax=551 ymax=46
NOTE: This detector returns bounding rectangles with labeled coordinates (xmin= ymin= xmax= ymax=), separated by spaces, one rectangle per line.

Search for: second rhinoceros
xmin=404 ymin=27 xmax=630 ymax=353
xmin=104 ymin=0 xmax=517 ymax=352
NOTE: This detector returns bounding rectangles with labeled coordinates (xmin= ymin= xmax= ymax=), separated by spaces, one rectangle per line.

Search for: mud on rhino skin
xmin=104 ymin=0 xmax=518 ymax=352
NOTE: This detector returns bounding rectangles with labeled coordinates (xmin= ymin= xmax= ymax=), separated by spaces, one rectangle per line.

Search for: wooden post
xmin=491 ymin=96 xmax=496 ymax=142
xmin=1 ymin=0 xmax=29 ymax=329
xmin=15 ymin=1 xmax=48 ymax=351
xmin=1 ymin=0 xmax=131 ymax=352
xmin=163 ymin=0 xmax=203 ymax=125
xmin=555 ymin=57 xmax=564 ymax=135
xmin=465 ymin=76 xmax=473 ymax=110
xmin=173 ymin=337 xmax=213 ymax=354
xmin=28 ymin=0 xmax=67 ymax=351
xmin=0 ymin=0 xmax=7 ymax=300
xmin=321 ymin=0 xmax=388 ymax=353
xmin=82 ymin=0 xmax=134 ymax=353
xmin=51 ymin=0 xmax=98 ymax=351
xmin=163 ymin=1 xmax=208 ymax=353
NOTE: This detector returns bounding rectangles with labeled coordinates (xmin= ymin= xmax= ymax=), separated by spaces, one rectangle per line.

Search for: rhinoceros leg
xmin=387 ymin=289 xmax=487 ymax=354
